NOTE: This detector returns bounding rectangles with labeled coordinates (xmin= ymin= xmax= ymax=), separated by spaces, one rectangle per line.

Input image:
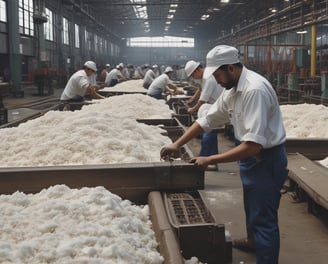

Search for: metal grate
xmin=166 ymin=193 xmax=213 ymax=226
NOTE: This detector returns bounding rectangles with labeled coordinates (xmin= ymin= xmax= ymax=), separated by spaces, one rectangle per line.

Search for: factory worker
xmin=183 ymin=60 xmax=224 ymax=171
xmin=105 ymin=64 xmax=127 ymax=87
xmin=134 ymin=65 xmax=145 ymax=79
xmin=147 ymin=66 xmax=182 ymax=99
xmin=120 ymin=63 xmax=130 ymax=79
xmin=143 ymin=65 xmax=158 ymax=89
xmin=100 ymin=64 xmax=111 ymax=81
xmin=60 ymin=61 xmax=105 ymax=102
xmin=161 ymin=45 xmax=288 ymax=264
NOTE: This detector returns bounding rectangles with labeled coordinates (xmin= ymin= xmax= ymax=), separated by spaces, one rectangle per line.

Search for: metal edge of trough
xmin=285 ymin=138 xmax=328 ymax=160
xmin=0 ymin=161 xmax=204 ymax=204
xmin=288 ymin=152 xmax=328 ymax=210
xmin=148 ymin=191 xmax=185 ymax=264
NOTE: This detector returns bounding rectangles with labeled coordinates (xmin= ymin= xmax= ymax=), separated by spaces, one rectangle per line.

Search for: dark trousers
xmin=199 ymin=130 xmax=218 ymax=156
xmin=238 ymin=142 xmax=288 ymax=264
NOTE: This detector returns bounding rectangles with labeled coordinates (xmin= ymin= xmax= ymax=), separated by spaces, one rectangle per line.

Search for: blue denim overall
xmin=237 ymin=140 xmax=288 ymax=264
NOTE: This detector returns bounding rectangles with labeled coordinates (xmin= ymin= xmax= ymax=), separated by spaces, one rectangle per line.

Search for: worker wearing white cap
xmin=142 ymin=65 xmax=158 ymax=89
xmin=105 ymin=63 xmax=127 ymax=87
xmin=147 ymin=66 xmax=182 ymax=99
xmin=100 ymin=64 xmax=111 ymax=81
xmin=183 ymin=60 xmax=224 ymax=170
xmin=60 ymin=61 xmax=105 ymax=102
xmin=161 ymin=45 xmax=287 ymax=263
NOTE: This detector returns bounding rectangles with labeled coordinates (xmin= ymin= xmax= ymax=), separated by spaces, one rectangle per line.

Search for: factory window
xmin=85 ymin=29 xmax=91 ymax=50
xmin=44 ymin=8 xmax=53 ymax=41
xmin=0 ymin=0 xmax=6 ymax=22
xmin=75 ymin=24 xmax=80 ymax=48
xmin=18 ymin=0 xmax=34 ymax=36
xmin=62 ymin=17 xmax=69 ymax=45
xmin=127 ymin=36 xmax=194 ymax=47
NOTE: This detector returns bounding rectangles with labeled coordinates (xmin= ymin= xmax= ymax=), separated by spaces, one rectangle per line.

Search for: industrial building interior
xmin=0 ymin=1 xmax=328 ymax=264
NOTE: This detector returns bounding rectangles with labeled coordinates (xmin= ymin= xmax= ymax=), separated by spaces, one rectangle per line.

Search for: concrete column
xmin=7 ymin=0 xmax=22 ymax=96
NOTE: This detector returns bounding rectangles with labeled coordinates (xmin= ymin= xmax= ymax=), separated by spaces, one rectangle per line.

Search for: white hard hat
xmin=105 ymin=64 xmax=111 ymax=67
xmin=164 ymin=66 xmax=173 ymax=73
xmin=84 ymin=61 xmax=97 ymax=72
xmin=184 ymin=60 xmax=200 ymax=77
xmin=119 ymin=63 xmax=124 ymax=68
xmin=152 ymin=64 xmax=158 ymax=69
xmin=203 ymin=45 xmax=240 ymax=79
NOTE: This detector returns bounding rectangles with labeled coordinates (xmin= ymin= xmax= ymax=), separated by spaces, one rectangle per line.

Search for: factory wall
xmin=0 ymin=0 xmax=122 ymax=87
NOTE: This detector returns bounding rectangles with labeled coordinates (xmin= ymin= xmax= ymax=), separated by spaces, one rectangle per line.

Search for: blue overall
xmin=109 ymin=79 xmax=119 ymax=87
xmin=237 ymin=140 xmax=288 ymax=264
xmin=199 ymin=130 xmax=218 ymax=156
xmin=147 ymin=90 xmax=162 ymax=99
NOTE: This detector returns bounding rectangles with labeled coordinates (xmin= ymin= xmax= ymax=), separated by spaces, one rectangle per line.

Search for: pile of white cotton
xmin=82 ymin=93 xmax=173 ymax=119
xmin=0 ymin=109 xmax=171 ymax=167
xmin=0 ymin=184 xmax=164 ymax=264
xmin=101 ymin=79 xmax=147 ymax=93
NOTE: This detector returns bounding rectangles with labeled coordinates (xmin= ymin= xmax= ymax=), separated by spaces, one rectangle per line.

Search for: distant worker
xmin=143 ymin=65 xmax=158 ymax=89
xmin=60 ymin=61 xmax=105 ymax=102
xmin=100 ymin=64 xmax=111 ymax=81
xmin=105 ymin=64 xmax=127 ymax=87
xmin=147 ymin=66 xmax=183 ymax=99
xmin=184 ymin=60 xmax=224 ymax=171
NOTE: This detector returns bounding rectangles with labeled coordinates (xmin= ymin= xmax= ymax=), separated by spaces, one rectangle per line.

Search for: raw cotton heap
xmin=280 ymin=103 xmax=328 ymax=168
xmin=82 ymin=93 xmax=173 ymax=119
xmin=102 ymin=79 xmax=147 ymax=93
xmin=0 ymin=184 xmax=164 ymax=264
xmin=0 ymin=110 xmax=172 ymax=167
xmin=280 ymin=103 xmax=328 ymax=138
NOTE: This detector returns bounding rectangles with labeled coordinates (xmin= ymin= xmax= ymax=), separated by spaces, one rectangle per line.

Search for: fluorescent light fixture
xmin=169 ymin=9 xmax=176 ymax=13
xmin=167 ymin=14 xmax=174 ymax=19
xmin=296 ymin=30 xmax=308 ymax=34
xmin=220 ymin=0 xmax=230 ymax=3
xmin=200 ymin=14 xmax=210 ymax=21
xmin=166 ymin=21 xmax=171 ymax=24
xmin=170 ymin=4 xmax=178 ymax=8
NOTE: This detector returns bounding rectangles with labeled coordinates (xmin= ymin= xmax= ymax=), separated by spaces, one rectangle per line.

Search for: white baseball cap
xmin=84 ymin=61 xmax=97 ymax=72
xmin=164 ymin=66 xmax=173 ymax=73
xmin=184 ymin=60 xmax=200 ymax=77
xmin=105 ymin=64 xmax=111 ymax=67
xmin=203 ymin=45 xmax=240 ymax=79
xmin=152 ymin=64 xmax=158 ymax=69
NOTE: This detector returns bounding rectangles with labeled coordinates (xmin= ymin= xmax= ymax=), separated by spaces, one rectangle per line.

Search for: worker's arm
xmin=167 ymin=83 xmax=184 ymax=95
xmin=187 ymin=100 xmax=205 ymax=114
xmin=184 ymin=86 xmax=201 ymax=105
xmin=190 ymin=141 xmax=262 ymax=169
xmin=87 ymin=85 xmax=105 ymax=99
xmin=160 ymin=122 xmax=204 ymax=159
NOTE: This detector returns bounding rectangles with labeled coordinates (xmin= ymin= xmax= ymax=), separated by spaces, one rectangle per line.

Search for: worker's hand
xmin=190 ymin=156 xmax=211 ymax=169
xmin=187 ymin=108 xmax=194 ymax=114
xmin=160 ymin=143 xmax=181 ymax=161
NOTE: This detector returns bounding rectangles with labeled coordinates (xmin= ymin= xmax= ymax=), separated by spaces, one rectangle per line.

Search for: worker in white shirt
xmin=105 ymin=64 xmax=126 ymax=87
xmin=147 ymin=66 xmax=182 ymax=99
xmin=161 ymin=45 xmax=288 ymax=264
xmin=60 ymin=61 xmax=105 ymax=102
xmin=183 ymin=60 xmax=224 ymax=171
xmin=100 ymin=64 xmax=111 ymax=81
xmin=143 ymin=65 xmax=158 ymax=89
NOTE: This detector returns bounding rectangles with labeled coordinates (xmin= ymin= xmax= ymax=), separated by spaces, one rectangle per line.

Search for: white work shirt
xmin=60 ymin=69 xmax=89 ymax=100
xmin=105 ymin=68 xmax=123 ymax=85
xmin=197 ymin=66 xmax=286 ymax=149
xmin=143 ymin=69 xmax=156 ymax=84
xmin=200 ymin=75 xmax=224 ymax=104
xmin=147 ymin=73 xmax=172 ymax=96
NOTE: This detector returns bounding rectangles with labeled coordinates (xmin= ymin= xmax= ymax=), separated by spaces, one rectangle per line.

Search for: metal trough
xmin=149 ymin=191 xmax=232 ymax=264
xmin=0 ymin=161 xmax=204 ymax=205
xmin=286 ymin=138 xmax=328 ymax=160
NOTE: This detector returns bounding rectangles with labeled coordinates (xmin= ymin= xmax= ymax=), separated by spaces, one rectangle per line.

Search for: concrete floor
xmin=2 ymin=89 xmax=328 ymax=264
xmin=196 ymin=134 xmax=328 ymax=264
